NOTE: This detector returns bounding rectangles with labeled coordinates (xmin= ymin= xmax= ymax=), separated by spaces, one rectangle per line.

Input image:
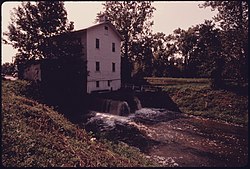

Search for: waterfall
xmin=100 ymin=99 xmax=130 ymax=116
xmin=118 ymin=101 xmax=130 ymax=116
xmin=109 ymin=100 xmax=120 ymax=115
xmin=134 ymin=96 xmax=142 ymax=110
xmin=90 ymin=94 xmax=144 ymax=116
xmin=101 ymin=99 xmax=111 ymax=113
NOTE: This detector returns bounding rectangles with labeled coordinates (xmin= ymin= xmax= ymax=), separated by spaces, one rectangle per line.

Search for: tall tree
xmin=3 ymin=1 xmax=74 ymax=65
xmin=150 ymin=32 xmax=176 ymax=77
xmin=200 ymin=1 xmax=248 ymax=84
xmin=170 ymin=20 xmax=223 ymax=80
xmin=171 ymin=26 xmax=199 ymax=77
xmin=96 ymin=1 xmax=155 ymax=83
xmin=190 ymin=20 xmax=224 ymax=88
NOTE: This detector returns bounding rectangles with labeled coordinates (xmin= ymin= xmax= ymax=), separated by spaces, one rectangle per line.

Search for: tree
xmin=1 ymin=62 xmax=16 ymax=75
xmin=150 ymin=32 xmax=176 ymax=77
xmin=130 ymin=32 xmax=177 ymax=78
xmin=96 ymin=1 xmax=155 ymax=83
xmin=190 ymin=21 xmax=224 ymax=88
xmin=200 ymin=1 xmax=248 ymax=84
xmin=170 ymin=20 xmax=223 ymax=81
xmin=191 ymin=21 xmax=223 ymax=77
xmin=3 ymin=1 xmax=74 ymax=65
xmin=170 ymin=26 xmax=199 ymax=77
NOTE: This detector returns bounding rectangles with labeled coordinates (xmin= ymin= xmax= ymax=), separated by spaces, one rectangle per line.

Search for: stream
xmin=81 ymin=97 xmax=248 ymax=167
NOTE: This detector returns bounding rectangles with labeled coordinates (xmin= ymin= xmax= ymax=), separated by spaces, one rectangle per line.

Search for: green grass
xmin=2 ymin=80 xmax=159 ymax=167
xmin=145 ymin=77 xmax=210 ymax=86
xmin=145 ymin=77 xmax=248 ymax=126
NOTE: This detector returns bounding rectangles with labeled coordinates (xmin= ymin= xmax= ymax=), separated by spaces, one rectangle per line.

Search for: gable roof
xmin=74 ymin=21 xmax=123 ymax=40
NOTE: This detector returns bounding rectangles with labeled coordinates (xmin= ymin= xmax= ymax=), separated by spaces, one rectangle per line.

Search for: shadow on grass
xmin=217 ymin=80 xmax=248 ymax=96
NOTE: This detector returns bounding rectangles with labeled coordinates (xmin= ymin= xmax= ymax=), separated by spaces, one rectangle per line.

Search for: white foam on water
xmin=88 ymin=111 xmax=157 ymax=138
xmin=93 ymin=112 xmax=131 ymax=127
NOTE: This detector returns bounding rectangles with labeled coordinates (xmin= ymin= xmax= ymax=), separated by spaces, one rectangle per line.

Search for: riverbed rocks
xmin=84 ymin=111 xmax=160 ymax=152
xmin=146 ymin=155 xmax=179 ymax=167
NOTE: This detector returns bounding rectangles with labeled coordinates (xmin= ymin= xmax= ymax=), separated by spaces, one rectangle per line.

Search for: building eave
xmin=74 ymin=21 xmax=124 ymax=40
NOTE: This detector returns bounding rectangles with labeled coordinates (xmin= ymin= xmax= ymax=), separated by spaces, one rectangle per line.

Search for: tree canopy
xmin=96 ymin=1 xmax=155 ymax=83
xmin=3 ymin=1 xmax=74 ymax=65
xmin=200 ymin=1 xmax=248 ymax=83
xmin=95 ymin=1 xmax=248 ymax=86
xmin=1 ymin=62 xmax=16 ymax=76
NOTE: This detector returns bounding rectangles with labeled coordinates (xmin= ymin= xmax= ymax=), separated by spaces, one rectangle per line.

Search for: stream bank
xmin=79 ymin=90 xmax=247 ymax=167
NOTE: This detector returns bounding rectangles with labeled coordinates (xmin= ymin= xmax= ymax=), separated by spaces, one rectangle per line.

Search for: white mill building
xmin=73 ymin=21 xmax=123 ymax=93
xmin=23 ymin=20 xmax=123 ymax=93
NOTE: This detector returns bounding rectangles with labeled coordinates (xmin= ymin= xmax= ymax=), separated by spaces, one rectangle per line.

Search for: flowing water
xmin=84 ymin=97 xmax=248 ymax=167
xmin=100 ymin=99 xmax=130 ymax=116
xmin=98 ymin=95 xmax=142 ymax=116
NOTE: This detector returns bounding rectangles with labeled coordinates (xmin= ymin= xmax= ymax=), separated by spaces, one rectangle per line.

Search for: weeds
xmin=145 ymin=77 xmax=248 ymax=126
xmin=2 ymin=80 xmax=159 ymax=167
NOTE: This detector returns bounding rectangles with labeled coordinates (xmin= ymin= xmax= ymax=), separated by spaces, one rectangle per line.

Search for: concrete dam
xmin=86 ymin=89 xmax=181 ymax=116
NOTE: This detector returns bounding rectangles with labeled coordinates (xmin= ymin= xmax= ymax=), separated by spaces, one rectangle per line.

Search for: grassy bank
xmin=145 ymin=77 xmax=248 ymax=126
xmin=2 ymin=80 xmax=159 ymax=167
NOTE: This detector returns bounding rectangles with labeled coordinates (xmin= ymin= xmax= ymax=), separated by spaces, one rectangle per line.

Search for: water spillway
xmin=87 ymin=96 xmax=133 ymax=116
xmin=84 ymin=90 xmax=183 ymax=152
xmin=87 ymin=89 xmax=181 ymax=116
xmin=101 ymin=99 xmax=130 ymax=116
xmin=135 ymin=91 xmax=181 ymax=113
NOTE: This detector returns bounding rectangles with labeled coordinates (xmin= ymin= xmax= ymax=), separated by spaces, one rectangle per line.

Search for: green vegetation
xmin=2 ymin=80 xmax=159 ymax=167
xmin=145 ymin=77 xmax=210 ymax=86
xmin=146 ymin=77 xmax=248 ymax=126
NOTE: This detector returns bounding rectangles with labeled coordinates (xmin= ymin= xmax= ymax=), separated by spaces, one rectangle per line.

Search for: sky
xmin=1 ymin=1 xmax=218 ymax=64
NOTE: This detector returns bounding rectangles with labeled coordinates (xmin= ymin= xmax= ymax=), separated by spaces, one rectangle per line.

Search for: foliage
xmin=40 ymin=58 xmax=87 ymax=123
xmin=3 ymin=1 xmax=87 ymax=114
xmin=96 ymin=1 xmax=155 ymax=83
xmin=145 ymin=77 xmax=248 ymax=126
xmin=200 ymin=1 xmax=248 ymax=84
xmin=170 ymin=20 xmax=223 ymax=80
xmin=134 ymin=32 xmax=177 ymax=77
xmin=1 ymin=62 xmax=16 ymax=75
xmin=169 ymin=1 xmax=249 ymax=88
xmin=171 ymin=27 xmax=198 ymax=75
xmin=191 ymin=21 xmax=222 ymax=77
xmin=3 ymin=1 xmax=74 ymax=65
xmin=2 ymin=80 xmax=159 ymax=167
xmin=42 ymin=31 xmax=83 ymax=61
xmin=145 ymin=77 xmax=210 ymax=85
xmin=137 ymin=1 xmax=248 ymax=86
xmin=41 ymin=32 xmax=87 ymax=121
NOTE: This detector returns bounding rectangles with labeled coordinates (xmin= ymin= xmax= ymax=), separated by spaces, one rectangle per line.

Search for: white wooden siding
xmin=86 ymin=23 xmax=121 ymax=93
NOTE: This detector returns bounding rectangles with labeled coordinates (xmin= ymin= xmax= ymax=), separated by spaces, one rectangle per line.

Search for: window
xmin=96 ymin=81 xmax=99 ymax=88
xmin=112 ymin=43 xmax=115 ymax=52
xmin=96 ymin=62 xmax=100 ymax=72
xmin=96 ymin=38 xmax=99 ymax=49
xmin=112 ymin=62 xmax=115 ymax=72
xmin=108 ymin=80 xmax=111 ymax=87
xmin=104 ymin=26 xmax=108 ymax=30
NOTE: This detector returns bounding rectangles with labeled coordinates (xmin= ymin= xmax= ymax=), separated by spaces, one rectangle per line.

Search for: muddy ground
xmin=143 ymin=114 xmax=248 ymax=167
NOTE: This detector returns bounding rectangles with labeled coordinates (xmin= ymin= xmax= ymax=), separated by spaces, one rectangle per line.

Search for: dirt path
xmin=145 ymin=115 xmax=248 ymax=167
